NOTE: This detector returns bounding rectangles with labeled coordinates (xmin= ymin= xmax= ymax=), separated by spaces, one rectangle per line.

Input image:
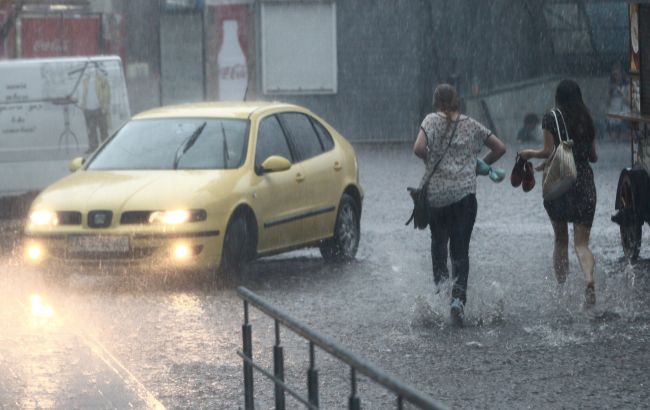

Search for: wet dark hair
xmin=433 ymin=83 xmax=459 ymax=116
xmin=555 ymin=79 xmax=594 ymax=144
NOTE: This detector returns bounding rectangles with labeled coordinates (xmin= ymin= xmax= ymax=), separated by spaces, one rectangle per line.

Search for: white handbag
xmin=538 ymin=108 xmax=577 ymax=201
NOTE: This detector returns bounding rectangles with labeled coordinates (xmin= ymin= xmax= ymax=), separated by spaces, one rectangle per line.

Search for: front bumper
xmin=23 ymin=229 xmax=223 ymax=274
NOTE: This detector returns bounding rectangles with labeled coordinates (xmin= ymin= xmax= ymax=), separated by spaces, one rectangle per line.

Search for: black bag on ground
xmin=405 ymin=118 xmax=460 ymax=230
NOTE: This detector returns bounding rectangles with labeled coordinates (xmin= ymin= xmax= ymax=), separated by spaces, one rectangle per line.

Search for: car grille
xmin=57 ymin=211 xmax=82 ymax=225
xmin=120 ymin=211 xmax=151 ymax=225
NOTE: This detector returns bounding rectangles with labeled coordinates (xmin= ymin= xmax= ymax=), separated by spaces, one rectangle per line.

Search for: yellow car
xmin=24 ymin=102 xmax=363 ymax=281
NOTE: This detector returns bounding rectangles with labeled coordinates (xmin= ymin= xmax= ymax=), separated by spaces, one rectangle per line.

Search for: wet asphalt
xmin=0 ymin=139 xmax=649 ymax=409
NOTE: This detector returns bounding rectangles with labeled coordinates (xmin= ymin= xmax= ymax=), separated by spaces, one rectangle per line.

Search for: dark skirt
xmin=543 ymin=163 xmax=596 ymax=227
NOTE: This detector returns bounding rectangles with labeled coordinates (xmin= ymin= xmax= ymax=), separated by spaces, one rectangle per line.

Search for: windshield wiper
xmin=221 ymin=122 xmax=229 ymax=168
xmin=173 ymin=121 xmax=207 ymax=169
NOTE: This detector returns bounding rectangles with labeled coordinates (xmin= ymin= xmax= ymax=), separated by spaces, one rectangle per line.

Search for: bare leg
xmin=551 ymin=220 xmax=569 ymax=283
xmin=574 ymin=224 xmax=596 ymax=305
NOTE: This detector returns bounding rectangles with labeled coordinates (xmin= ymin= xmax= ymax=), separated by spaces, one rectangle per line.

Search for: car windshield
xmin=86 ymin=118 xmax=249 ymax=170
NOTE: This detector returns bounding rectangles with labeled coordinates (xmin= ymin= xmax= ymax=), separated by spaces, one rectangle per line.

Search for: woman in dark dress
xmin=519 ymin=79 xmax=598 ymax=306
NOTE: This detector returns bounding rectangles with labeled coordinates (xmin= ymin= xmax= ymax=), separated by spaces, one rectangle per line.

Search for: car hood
xmin=33 ymin=169 xmax=238 ymax=212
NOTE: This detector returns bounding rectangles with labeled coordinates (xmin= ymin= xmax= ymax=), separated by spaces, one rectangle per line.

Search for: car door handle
xmin=334 ymin=161 xmax=342 ymax=171
xmin=296 ymin=173 xmax=305 ymax=182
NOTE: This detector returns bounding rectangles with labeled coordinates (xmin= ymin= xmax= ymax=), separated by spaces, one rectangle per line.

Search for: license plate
xmin=68 ymin=235 xmax=129 ymax=253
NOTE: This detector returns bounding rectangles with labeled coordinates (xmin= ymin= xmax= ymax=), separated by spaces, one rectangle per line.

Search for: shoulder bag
xmin=538 ymin=108 xmax=577 ymax=201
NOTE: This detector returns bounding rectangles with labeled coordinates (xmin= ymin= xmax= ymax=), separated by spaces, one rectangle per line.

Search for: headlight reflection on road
xmin=26 ymin=243 xmax=43 ymax=262
xmin=30 ymin=294 xmax=54 ymax=319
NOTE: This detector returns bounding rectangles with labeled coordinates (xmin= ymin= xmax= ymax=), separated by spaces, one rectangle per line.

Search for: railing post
xmin=397 ymin=395 xmax=404 ymax=410
xmin=273 ymin=319 xmax=286 ymax=410
xmin=349 ymin=367 xmax=360 ymax=410
xmin=307 ymin=341 xmax=319 ymax=407
xmin=242 ymin=300 xmax=255 ymax=410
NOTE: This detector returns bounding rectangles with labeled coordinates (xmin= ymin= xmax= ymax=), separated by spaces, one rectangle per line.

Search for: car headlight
xmin=148 ymin=209 xmax=206 ymax=224
xmin=29 ymin=210 xmax=59 ymax=226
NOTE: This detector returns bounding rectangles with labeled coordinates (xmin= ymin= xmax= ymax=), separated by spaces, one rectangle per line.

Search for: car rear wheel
xmin=320 ymin=194 xmax=360 ymax=262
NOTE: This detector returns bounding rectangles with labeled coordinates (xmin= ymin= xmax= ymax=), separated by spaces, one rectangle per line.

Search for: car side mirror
xmin=258 ymin=155 xmax=291 ymax=174
xmin=68 ymin=156 xmax=85 ymax=172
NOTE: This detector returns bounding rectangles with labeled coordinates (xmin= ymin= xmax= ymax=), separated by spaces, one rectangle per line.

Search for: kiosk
xmin=611 ymin=2 xmax=650 ymax=261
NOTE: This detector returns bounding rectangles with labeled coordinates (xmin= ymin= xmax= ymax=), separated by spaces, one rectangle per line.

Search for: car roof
xmin=132 ymin=101 xmax=306 ymax=120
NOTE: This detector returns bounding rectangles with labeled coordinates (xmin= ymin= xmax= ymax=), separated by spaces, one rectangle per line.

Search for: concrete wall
xmin=160 ymin=12 xmax=205 ymax=105
xmin=263 ymin=0 xmax=434 ymax=142
xmin=114 ymin=0 xmax=620 ymax=141
xmin=116 ymin=0 xmax=162 ymax=115
xmin=262 ymin=0 xmax=563 ymax=142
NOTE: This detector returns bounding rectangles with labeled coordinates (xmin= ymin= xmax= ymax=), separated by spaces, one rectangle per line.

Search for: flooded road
xmin=1 ymin=140 xmax=649 ymax=409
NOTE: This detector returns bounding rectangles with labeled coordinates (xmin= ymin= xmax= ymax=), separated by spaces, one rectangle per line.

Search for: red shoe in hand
xmin=522 ymin=160 xmax=535 ymax=192
xmin=511 ymin=154 xmax=526 ymax=187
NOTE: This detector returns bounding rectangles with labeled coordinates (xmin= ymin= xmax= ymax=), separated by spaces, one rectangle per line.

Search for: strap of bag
xmin=419 ymin=117 xmax=460 ymax=190
xmin=557 ymin=108 xmax=571 ymax=142
xmin=551 ymin=108 xmax=571 ymax=143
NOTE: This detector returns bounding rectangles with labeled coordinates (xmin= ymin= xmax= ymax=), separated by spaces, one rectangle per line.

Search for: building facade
xmin=0 ymin=0 xmax=627 ymax=141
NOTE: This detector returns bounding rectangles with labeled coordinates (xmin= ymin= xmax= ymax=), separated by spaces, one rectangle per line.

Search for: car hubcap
xmin=339 ymin=204 xmax=357 ymax=254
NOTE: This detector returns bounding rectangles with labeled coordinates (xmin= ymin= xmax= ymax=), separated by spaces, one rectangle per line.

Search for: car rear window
xmin=311 ymin=118 xmax=335 ymax=151
xmin=86 ymin=118 xmax=249 ymax=170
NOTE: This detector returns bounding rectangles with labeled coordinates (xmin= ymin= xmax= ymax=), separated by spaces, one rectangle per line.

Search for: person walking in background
xmin=519 ymin=79 xmax=598 ymax=307
xmin=606 ymin=62 xmax=630 ymax=140
xmin=413 ymin=84 xmax=506 ymax=326
xmin=517 ymin=113 xmax=540 ymax=143
xmin=81 ymin=62 xmax=111 ymax=153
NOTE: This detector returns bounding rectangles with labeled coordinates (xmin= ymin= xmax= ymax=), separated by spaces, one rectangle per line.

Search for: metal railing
xmin=237 ymin=287 xmax=448 ymax=410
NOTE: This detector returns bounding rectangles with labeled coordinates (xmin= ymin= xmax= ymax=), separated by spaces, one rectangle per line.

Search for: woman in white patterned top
xmin=413 ymin=84 xmax=506 ymax=326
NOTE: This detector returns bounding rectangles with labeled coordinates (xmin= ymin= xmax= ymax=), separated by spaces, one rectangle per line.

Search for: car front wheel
xmin=320 ymin=193 xmax=360 ymax=262
xmin=216 ymin=214 xmax=251 ymax=284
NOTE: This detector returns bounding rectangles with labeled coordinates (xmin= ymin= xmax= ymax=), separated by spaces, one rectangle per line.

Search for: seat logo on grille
xmin=88 ymin=210 xmax=112 ymax=228
xmin=93 ymin=213 xmax=107 ymax=225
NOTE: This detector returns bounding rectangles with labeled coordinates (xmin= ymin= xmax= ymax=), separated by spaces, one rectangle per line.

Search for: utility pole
xmin=0 ymin=0 xmax=24 ymax=45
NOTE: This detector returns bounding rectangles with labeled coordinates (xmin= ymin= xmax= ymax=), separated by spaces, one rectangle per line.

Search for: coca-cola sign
xmin=217 ymin=19 xmax=248 ymax=101
xmin=219 ymin=64 xmax=247 ymax=81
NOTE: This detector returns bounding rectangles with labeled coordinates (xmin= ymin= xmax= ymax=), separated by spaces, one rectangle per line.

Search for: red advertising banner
xmin=20 ymin=15 xmax=100 ymax=58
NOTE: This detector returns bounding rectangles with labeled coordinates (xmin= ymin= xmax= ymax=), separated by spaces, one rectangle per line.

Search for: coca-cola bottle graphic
xmin=217 ymin=20 xmax=248 ymax=101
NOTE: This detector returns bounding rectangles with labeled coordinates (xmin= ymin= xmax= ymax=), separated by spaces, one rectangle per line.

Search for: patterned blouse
xmin=420 ymin=113 xmax=492 ymax=207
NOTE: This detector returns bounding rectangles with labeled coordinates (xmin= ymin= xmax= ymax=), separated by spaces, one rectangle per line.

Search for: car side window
xmin=311 ymin=117 xmax=334 ymax=151
xmin=279 ymin=112 xmax=324 ymax=161
xmin=255 ymin=115 xmax=293 ymax=167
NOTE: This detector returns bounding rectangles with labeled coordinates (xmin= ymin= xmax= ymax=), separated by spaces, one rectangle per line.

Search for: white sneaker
xmin=450 ymin=298 xmax=464 ymax=327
